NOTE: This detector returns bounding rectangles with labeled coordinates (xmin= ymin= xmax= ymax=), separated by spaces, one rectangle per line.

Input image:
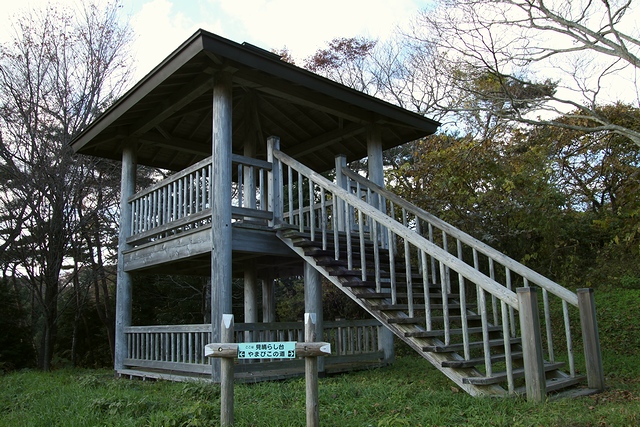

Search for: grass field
xmin=1 ymin=286 xmax=638 ymax=426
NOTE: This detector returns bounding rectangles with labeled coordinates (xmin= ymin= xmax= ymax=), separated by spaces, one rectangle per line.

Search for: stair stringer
xmin=277 ymin=229 xmax=508 ymax=397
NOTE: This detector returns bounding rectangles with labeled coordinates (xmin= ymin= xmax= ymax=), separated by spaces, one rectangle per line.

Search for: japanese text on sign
xmin=237 ymin=341 xmax=296 ymax=359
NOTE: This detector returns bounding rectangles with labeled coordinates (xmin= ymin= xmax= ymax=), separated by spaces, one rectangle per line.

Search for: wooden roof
xmin=70 ymin=29 xmax=439 ymax=172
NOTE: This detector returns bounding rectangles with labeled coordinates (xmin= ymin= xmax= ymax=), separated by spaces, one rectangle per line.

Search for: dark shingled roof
xmin=70 ymin=29 xmax=439 ymax=172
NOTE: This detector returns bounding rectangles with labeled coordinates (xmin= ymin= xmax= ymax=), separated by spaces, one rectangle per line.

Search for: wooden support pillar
xmin=367 ymin=125 xmax=384 ymax=190
xmin=367 ymin=124 xmax=394 ymax=364
xmin=115 ymin=144 xmax=136 ymax=372
xmin=244 ymin=266 xmax=258 ymax=342
xmin=262 ymin=277 xmax=276 ymax=323
xmin=304 ymin=262 xmax=324 ymax=373
xmin=517 ymin=287 xmax=546 ymax=403
xmin=211 ymin=71 xmax=233 ymax=382
xmin=577 ymin=288 xmax=605 ymax=391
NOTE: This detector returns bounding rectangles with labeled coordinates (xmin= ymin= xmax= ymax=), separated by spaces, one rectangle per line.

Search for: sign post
xmin=305 ymin=313 xmax=319 ymax=427
xmin=205 ymin=313 xmax=331 ymax=427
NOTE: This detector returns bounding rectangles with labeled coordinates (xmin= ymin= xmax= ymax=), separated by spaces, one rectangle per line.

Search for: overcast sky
xmin=1 ymin=0 xmax=431 ymax=82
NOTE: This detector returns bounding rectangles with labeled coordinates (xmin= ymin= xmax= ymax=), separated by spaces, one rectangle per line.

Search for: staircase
xmin=268 ymin=141 xmax=604 ymax=401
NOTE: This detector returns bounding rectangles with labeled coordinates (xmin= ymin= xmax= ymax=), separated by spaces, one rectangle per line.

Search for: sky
xmin=0 ymin=0 xmax=431 ymax=82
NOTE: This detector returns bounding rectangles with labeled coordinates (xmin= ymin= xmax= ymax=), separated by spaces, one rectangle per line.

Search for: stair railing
xmin=270 ymin=142 xmax=525 ymax=393
xmin=340 ymin=166 xmax=604 ymax=392
xmin=267 ymin=137 xmax=603 ymax=399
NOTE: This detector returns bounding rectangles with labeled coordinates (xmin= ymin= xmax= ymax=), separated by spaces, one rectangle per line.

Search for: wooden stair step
xmin=544 ymin=375 xmax=587 ymax=393
xmin=303 ymin=248 xmax=334 ymax=257
xmin=463 ymin=362 xmax=565 ymax=386
xmin=422 ymin=337 xmax=521 ymax=353
xmin=353 ymin=291 xmax=460 ymax=300
xmin=378 ymin=303 xmax=478 ymax=311
xmin=291 ymin=239 xmax=323 ymax=248
xmin=328 ymin=269 xmax=362 ymax=277
xmin=343 ymin=280 xmax=438 ymax=289
xmin=441 ymin=351 xmax=523 ymax=368
xmin=405 ymin=325 xmax=502 ymax=338
xmin=315 ymin=259 xmax=348 ymax=268
xmin=387 ymin=314 xmax=482 ymax=325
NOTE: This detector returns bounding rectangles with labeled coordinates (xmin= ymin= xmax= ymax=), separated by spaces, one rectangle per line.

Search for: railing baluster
xmin=309 ymin=179 xmax=316 ymax=241
xmin=505 ymin=268 xmax=516 ymax=337
xmin=501 ymin=300 xmax=514 ymax=394
xmin=543 ymin=288 xmax=554 ymax=361
xmin=388 ymin=227 xmax=397 ymax=305
xmin=298 ymin=171 xmax=304 ymax=232
xmin=359 ymin=208 xmax=366 ymax=281
xmin=563 ymin=300 xmax=575 ymax=376
xmin=439 ymin=261 xmax=450 ymax=345
xmin=333 ymin=194 xmax=339 ymax=260
xmin=428 ymin=223 xmax=437 ymax=285
xmin=372 ymin=218 xmax=381 ymax=292
xmin=320 ymin=188 xmax=327 ymax=251
xmin=457 ymin=239 xmax=470 ymax=360
xmin=479 ymin=287 xmax=492 ymax=377
xmin=421 ymin=250 xmax=432 ymax=331
xmin=489 ymin=258 xmax=499 ymax=325
xmin=287 ymin=164 xmax=293 ymax=225
xmin=346 ymin=197 xmax=353 ymax=271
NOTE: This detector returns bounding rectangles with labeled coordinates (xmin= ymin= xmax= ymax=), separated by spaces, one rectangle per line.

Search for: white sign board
xmin=237 ymin=341 xmax=297 ymax=359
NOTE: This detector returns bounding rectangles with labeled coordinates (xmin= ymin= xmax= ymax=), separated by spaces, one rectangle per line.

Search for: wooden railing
xmin=123 ymin=319 xmax=384 ymax=377
xmin=127 ymin=154 xmax=272 ymax=245
xmin=270 ymin=143 xmax=603 ymax=399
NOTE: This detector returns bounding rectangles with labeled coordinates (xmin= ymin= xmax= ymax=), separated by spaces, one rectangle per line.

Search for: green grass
xmin=1 ymin=286 xmax=638 ymax=426
xmin=1 ymin=356 xmax=638 ymax=427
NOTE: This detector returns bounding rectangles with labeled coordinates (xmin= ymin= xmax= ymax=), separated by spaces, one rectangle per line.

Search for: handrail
xmin=341 ymin=167 xmax=579 ymax=307
xmin=127 ymin=153 xmax=272 ymax=240
xmin=129 ymin=156 xmax=213 ymax=203
xmin=274 ymin=149 xmax=519 ymax=309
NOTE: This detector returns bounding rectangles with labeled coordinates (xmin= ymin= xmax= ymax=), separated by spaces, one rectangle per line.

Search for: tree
xmin=0 ymin=1 xmax=133 ymax=370
xmin=410 ymin=0 xmax=640 ymax=146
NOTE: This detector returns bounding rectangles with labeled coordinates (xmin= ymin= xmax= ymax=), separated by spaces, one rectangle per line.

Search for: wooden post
xmin=204 ymin=320 xmax=330 ymax=427
xmin=577 ymin=288 xmax=605 ymax=391
xmin=115 ymin=144 xmax=136 ymax=372
xmin=243 ymin=131 xmax=257 ymax=211
xmin=267 ymin=136 xmax=281 ymax=226
xmin=211 ymin=71 xmax=233 ymax=382
xmin=305 ymin=313 xmax=319 ymax=427
xmin=304 ymin=262 xmax=324 ymax=373
xmin=334 ymin=155 xmax=347 ymax=232
xmin=367 ymin=125 xmax=394 ymax=364
xmin=244 ymin=266 xmax=258 ymax=342
xmin=262 ymin=278 xmax=276 ymax=323
xmin=517 ymin=287 xmax=546 ymax=403
xmin=220 ymin=314 xmax=234 ymax=427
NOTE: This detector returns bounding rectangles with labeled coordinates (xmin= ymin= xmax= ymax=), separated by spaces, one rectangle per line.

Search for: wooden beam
xmin=287 ymin=123 xmax=365 ymax=158
xmin=129 ymin=71 xmax=215 ymax=137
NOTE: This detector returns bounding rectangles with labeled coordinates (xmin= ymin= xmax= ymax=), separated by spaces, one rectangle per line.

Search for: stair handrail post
xmin=577 ymin=288 xmax=605 ymax=391
xmin=334 ymin=154 xmax=347 ymax=232
xmin=267 ymin=136 xmax=282 ymax=227
xmin=517 ymin=287 xmax=547 ymax=403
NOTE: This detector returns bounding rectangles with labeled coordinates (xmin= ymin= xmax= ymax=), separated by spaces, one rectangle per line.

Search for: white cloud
xmin=129 ymin=0 xmax=209 ymax=78
xmin=211 ymin=0 xmax=424 ymax=61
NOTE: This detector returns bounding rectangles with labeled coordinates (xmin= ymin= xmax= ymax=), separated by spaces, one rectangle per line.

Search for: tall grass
xmin=1 ymin=286 xmax=638 ymax=426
